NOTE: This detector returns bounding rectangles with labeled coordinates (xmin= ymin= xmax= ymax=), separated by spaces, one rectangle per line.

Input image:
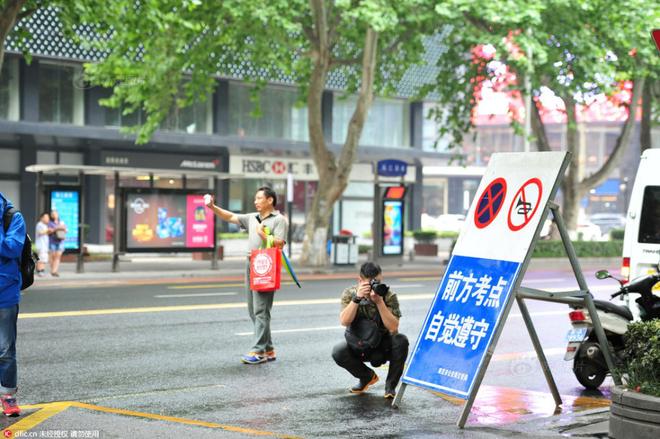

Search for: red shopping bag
xmin=249 ymin=247 xmax=282 ymax=292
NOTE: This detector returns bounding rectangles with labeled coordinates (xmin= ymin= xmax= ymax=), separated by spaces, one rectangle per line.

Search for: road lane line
xmin=69 ymin=402 xmax=302 ymax=438
xmin=4 ymin=402 xmax=72 ymax=437
xmin=236 ymin=325 xmax=342 ymax=336
xmin=19 ymin=294 xmax=578 ymax=320
xmin=492 ymin=347 xmax=565 ymax=362
xmin=155 ymin=292 xmax=238 ymax=298
xmin=168 ymin=281 xmax=295 ymax=290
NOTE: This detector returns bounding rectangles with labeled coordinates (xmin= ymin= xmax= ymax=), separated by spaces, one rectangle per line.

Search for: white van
xmin=621 ymin=148 xmax=660 ymax=316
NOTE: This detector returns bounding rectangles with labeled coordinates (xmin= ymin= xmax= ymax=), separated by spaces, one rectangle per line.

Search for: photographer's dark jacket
xmin=340 ymin=286 xmax=402 ymax=323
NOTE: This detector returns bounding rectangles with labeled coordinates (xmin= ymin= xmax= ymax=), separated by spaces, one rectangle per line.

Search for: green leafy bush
xmin=412 ymin=229 xmax=437 ymax=243
xmin=609 ymin=228 xmax=625 ymax=240
xmin=438 ymin=231 xmax=459 ymax=239
xmin=358 ymin=245 xmax=372 ymax=255
xmin=532 ymin=240 xmax=623 ymax=258
xmin=620 ymin=320 xmax=660 ymax=397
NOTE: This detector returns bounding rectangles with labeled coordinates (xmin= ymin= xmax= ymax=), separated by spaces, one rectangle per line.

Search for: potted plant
xmin=609 ymin=320 xmax=660 ymax=439
xmin=413 ymin=230 xmax=438 ymax=256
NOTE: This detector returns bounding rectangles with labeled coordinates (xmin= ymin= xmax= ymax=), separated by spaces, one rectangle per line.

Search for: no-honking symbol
xmin=507 ymin=178 xmax=543 ymax=231
xmin=474 ymin=178 xmax=507 ymax=229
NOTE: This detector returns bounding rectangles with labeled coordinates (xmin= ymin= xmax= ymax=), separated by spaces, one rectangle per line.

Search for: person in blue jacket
xmin=0 ymin=192 xmax=25 ymax=417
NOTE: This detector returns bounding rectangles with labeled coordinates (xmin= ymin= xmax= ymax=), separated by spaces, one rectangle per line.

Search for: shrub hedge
xmin=620 ymin=320 xmax=660 ymax=397
xmin=532 ymin=240 xmax=623 ymax=258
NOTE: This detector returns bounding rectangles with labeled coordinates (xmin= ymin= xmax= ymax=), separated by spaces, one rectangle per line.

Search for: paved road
xmin=7 ymin=264 xmax=620 ymax=438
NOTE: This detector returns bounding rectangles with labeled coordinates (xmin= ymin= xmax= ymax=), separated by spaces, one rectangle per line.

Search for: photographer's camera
xmin=369 ymin=279 xmax=390 ymax=297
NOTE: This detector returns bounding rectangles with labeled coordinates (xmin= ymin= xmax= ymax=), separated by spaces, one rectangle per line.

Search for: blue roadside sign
xmin=402 ymin=254 xmax=520 ymax=398
xmin=399 ymin=152 xmax=569 ymax=409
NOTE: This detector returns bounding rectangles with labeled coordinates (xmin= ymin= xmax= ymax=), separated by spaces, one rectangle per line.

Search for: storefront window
xmin=0 ymin=59 xmax=19 ymax=121
xmin=39 ymin=63 xmax=84 ymax=125
xmin=227 ymin=83 xmax=308 ymax=141
xmin=332 ymin=96 xmax=410 ymax=148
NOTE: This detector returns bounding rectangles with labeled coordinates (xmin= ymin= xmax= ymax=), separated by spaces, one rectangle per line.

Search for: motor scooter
xmin=564 ymin=268 xmax=660 ymax=389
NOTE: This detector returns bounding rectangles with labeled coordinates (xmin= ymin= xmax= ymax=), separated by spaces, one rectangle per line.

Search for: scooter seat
xmin=593 ymin=299 xmax=633 ymax=321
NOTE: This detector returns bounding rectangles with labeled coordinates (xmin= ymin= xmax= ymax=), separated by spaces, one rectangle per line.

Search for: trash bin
xmin=331 ymin=234 xmax=357 ymax=265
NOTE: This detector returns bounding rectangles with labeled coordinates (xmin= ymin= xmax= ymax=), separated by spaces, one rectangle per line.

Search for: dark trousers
xmin=332 ymin=333 xmax=409 ymax=391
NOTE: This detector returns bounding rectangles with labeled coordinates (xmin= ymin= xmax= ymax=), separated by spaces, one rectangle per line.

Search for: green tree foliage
xmin=425 ymin=0 xmax=659 ymax=231
xmin=58 ymin=0 xmax=439 ymax=265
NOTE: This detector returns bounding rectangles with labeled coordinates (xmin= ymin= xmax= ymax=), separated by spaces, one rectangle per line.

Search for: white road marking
xmin=492 ymin=347 xmax=566 ymax=361
xmin=154 ymin=292 xmax=238 ymax=299
xmin=235 ymin=325 xmax=342 ymax=336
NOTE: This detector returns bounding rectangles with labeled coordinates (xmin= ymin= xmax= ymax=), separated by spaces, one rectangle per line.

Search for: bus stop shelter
xmin=25 ymin=164 xmax=243 ymax=273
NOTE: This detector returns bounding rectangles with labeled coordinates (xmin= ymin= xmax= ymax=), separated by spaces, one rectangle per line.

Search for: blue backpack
xmin=3 ymin=208 xmax=37 ymax=290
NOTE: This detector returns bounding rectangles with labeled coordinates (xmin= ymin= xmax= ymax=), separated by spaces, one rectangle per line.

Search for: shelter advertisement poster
xmin=125 ymin=191 xmax=214 ymax=250
xmin=383 ymin=200 xmax=404 ymax=255
xmin=50 ymin=189 xmax=80 ymax=251
xmin=185 ymin=194 xmax=214 ymax=248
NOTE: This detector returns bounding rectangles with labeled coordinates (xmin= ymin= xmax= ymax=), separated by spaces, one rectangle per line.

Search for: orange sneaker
xmin=265 ymin=350 xmax=276 ymax=362
xmin=350 ymin=372 xmax=379 ymax=394
xmin=1 ymin=394 xmax=20 ymax=417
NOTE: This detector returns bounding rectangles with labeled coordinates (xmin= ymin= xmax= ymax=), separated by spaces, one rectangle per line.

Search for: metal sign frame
xmin=392 ymin=152 xmax=620 ymax=429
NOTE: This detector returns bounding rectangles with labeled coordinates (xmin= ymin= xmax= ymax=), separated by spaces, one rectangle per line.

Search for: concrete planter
xmin=414 ymin=242 xmax=438 ymax=256
xmin=610 ymin=385 xmax=660 ymax=439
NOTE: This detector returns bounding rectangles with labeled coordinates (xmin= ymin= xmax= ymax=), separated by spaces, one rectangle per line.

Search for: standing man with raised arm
xmin=205 ymin=187 xmax=287 ymax=364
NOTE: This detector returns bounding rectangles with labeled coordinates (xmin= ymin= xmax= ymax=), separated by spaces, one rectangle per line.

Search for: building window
xmin=38 ymin=63 xmax=84 ymax=125
xmin=0 ymin=58 xmax=19 ymax=121
xmin=227 ymin=83 xmax=308 ymax=141
xmin=422 ymin=103 xmax=450 ymax=152
xmin=161 ymin=98 xmax=212 ymax=134
xmin=332 ymin=96 xmax=410 ymax=148
xmin=105 ymin=106 xmax=146 ymax=128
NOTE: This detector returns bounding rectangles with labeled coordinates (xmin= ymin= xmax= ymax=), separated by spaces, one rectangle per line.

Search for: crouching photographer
xmin=332 ymin=262 xmax=409 ymax=399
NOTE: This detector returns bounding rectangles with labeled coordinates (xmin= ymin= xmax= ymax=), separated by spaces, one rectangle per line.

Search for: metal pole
xmin=551 ymin=204 xmax=620 ymax=385
xmin=391 ymin=383 xmax=407 ymax=409
xmin=76 ymin=171 xmax=85 ymax=274
xmin=523 ymin=27 xmax=533 ymax=153
xmin=112 ymin=171 xmax=120 ymax=272
xmin=287 ymin=173 xmax=293 ymax=259
xmin=211 ymin=177 xmax=219 ymax=270
xmin=515 ymin=296 xmax=562 ymax=406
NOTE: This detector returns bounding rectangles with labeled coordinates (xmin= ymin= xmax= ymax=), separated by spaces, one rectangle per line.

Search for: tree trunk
xmin=640 ymin=78 xmax=652 ymax=153
xmin=299 ymin=24 xmax=379 ymax=266
xmin=0 ymin=0 xmax=27 ymax=76
xmin=559 ymin=78 xmax=645 ymax=235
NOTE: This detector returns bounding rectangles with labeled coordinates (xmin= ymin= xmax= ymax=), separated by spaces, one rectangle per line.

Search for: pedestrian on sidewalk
xmin=35 ymin=212 xmax=50 ymax=277
xmin=205 ymin=187 xmax=287 ymax=364
xmin=47 ymin=210 xmax=66 ymax=277
xmin=0 ymin=192 xmax=25 ymax=416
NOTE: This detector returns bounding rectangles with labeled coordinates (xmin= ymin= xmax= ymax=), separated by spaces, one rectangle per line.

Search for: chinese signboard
xmin=402 ymin=152 xmax=567 ymax=399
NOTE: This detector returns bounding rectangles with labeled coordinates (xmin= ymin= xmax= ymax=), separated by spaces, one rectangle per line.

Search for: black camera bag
xmin=345 ymin=309 xmax=382 ymax=357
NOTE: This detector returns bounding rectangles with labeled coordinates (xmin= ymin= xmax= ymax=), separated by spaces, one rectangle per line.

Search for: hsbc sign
xmin=231 ymin=156 xmax=317 ymax=180
xmin=230 ymin=155 xmax=413 ymax=182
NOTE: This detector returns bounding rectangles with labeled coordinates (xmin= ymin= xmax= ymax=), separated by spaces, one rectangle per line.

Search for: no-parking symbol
xmin=507 ymin=178 xmax=543 ymax=231
xmin=474 ymin=178 xmax=507 ymax=229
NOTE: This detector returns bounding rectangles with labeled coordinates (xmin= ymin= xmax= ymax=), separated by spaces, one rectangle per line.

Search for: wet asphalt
xmin=6 ymin=264 xmax=619 ymax=438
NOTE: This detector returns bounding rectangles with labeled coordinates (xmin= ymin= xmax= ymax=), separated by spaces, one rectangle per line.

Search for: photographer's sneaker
xmin=1 ymin=394 xmax=20 ymax=417
xmin=265 ymin=350 xmax=276 ymax=362
xmin=350 ymin=372 xmax=379 ymax=394
xmin=241 ymin=352 xmax=267 ymax=364
xmin=384 ymin=388 xmax=396 ymax=399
